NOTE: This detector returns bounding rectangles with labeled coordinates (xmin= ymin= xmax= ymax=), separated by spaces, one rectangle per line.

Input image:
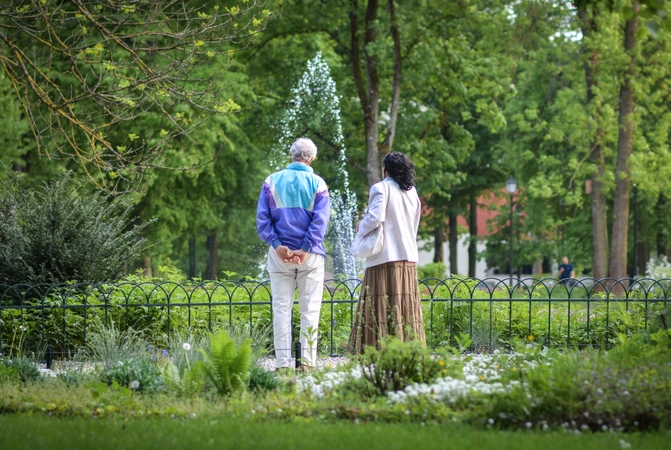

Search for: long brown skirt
xmin=347 ymin=260 xmax=426 ymax=354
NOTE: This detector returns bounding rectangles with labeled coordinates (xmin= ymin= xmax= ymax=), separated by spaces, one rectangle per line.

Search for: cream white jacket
xmin=358 ymin=177 xmax=421 ymax=268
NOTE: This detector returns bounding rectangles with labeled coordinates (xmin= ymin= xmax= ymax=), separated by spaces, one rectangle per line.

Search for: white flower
xmin=19 ymin=325 xmax=27 ymax=332
xmin=183 ymin=343 xmax=191 ymax=351
xmin=129 ymin=380 xmax=140 ymax=390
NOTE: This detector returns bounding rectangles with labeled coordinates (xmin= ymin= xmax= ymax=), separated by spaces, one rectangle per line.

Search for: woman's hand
xmin=356 ymin=221 xmax=361 ymax=232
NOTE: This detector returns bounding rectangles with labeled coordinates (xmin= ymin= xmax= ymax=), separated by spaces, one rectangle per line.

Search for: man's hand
xmin=292 ymin=249 xmax=309 ymax=265
xmin=276 ymin=245 xmax=294 ymax=262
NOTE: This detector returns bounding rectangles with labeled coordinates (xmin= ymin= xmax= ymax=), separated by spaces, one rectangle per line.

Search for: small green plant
xmin=99 ymin=359 xmax=164 ymax=393
xmin=198 ymin=329 xmax=252 ymax=397
xmin=1 ymin=357 xmax=40 ymax=383
xmin=353 ymin=337 xmax=454 ymax=397
xmin=450 ymin=332 xmax=474 ymax=356
xmin=162 ymin=337 xmax=207 ymax=397
xmin=247 ymin=366 xmax=282 ymax=393
xmin=84 ymin=324 xmax=149 ymax=372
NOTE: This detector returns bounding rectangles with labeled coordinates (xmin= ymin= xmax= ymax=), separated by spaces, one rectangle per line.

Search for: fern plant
xmin=199 ymin=329 xmax=252 ymax=397
xmin=162 ymin=361 xmax=205 ymax=397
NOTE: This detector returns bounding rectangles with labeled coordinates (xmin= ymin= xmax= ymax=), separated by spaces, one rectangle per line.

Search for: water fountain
xmin=274 ymin=53 xmax=362 ymax=279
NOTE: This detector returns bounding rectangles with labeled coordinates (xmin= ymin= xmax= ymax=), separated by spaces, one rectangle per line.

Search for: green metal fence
xmin=1 ymin=277 xmax=669 ymax=358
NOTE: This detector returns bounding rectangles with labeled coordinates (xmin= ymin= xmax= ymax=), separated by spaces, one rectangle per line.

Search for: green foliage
xmin=1 ymin=357 xmax=40 ymax=383
xmin=84 ymin=325 xmax=149 ymax=373
xmin=485 ymin=341 xmax=671 ymax=431
xmin=0 ymin=172 xmax=149 ymax=285
xmin=247 ymin=366 xmax=282 ymax=393
xmin=161 ymin=331 xmax=208 ymax=398
xmin=99 ymin=359 xmax=164 ymax=393
xmin=417 ymin=263 xmax=447 ymax=280
xmin=162 ymin=361 xmax=205 ymax=398
xmin=351 ymin=337 xmax=454 ymax=397
xmin=198 ymin=329 xmax=252 ymax=397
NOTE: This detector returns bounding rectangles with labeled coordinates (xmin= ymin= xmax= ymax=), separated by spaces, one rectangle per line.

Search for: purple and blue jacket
xmin=256 ymin=162 xmax=330 ymax=257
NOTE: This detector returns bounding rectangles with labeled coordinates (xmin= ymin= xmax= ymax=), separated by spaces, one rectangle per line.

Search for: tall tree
xmin=577 ymin=2 xmax=610 ymax=280
xmin=0 ymin=0 xmax=271 ymax=192
xmin=609 ymin=2 xmax=640 ymax=282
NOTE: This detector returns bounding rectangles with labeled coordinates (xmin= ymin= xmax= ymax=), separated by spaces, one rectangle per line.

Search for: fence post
xmin=294 ymin=341 xmax=301 ymax=370
xmin=46 ymin=345 xmax=54 ymax=370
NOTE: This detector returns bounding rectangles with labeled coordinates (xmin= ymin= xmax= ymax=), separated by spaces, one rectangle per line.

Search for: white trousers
xmin=267 ymin=247 xmax=325 ymax=368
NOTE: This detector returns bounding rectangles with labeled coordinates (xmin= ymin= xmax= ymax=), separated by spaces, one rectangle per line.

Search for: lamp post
xmin=506 ymin=176 xmax=517 ymax=288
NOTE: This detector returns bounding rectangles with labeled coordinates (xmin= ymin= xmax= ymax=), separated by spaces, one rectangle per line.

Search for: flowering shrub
xmin=347 ymin=337 xmax=455 ymax=397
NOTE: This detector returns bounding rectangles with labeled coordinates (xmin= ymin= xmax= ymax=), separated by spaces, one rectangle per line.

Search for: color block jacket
xmin=256 ymin=162 xmax=330 ymax=257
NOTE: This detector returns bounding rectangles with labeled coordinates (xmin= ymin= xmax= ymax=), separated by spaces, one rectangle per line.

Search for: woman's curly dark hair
xmin=383 ymin=152 xmax=415 ymax=191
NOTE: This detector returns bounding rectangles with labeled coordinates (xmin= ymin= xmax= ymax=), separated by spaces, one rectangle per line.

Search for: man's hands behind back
xmin=275 ymin=245 xmax=309 ymax=265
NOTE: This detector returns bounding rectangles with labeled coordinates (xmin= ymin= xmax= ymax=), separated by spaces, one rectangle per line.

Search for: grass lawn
xmin=1 ymin=415 xmax=669 ymax=450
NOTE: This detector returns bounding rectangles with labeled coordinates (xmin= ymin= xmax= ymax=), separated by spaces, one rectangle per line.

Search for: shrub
xmin=0 ymin=171 xmax=149 ymax=285
xmin=247 ymin=366 xmax=282 ymax=393
xmin=198 ymin=329 xmax=252 ymax=397
xmin=1 ymin=357 xmax=40 ymax=383
xmin=99 ymin=359 xmax=164 ymax=393
xmin=350 ymin=337 xmax=453 ymax=397
xmin=417 ymin=262 xmax=447 ymax=280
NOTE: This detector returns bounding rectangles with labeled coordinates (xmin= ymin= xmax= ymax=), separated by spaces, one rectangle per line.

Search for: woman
xmin=348 ymin=152 xmax=425 ymax=353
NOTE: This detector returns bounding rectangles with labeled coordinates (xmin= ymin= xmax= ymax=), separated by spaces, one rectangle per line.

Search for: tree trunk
xmin=205 ymin=231 xmax=219 ymax=280
xmin=143 ymin=256 xmax=153 ymax=278
xmin=449 ymin=194 xmax=458 ymax=275
xmin=433 ymin=226 xmax=445 ymax=264
xmin=579 ymin=6 xmax=609 ymax=280
xmin=188 ymin=235 xmax=196 ymax=279
xmin=349 ymin=0 xmax=402 ymax=187
xmin=469 ymin=196 xmax=478 ymax=278
xmin=638 ymin=240 xmax=649 ymax=277
xmin=379 ymin=0 xmax=402 ymax=156
xmin=609 ymin=4 xmax=639 ymax=290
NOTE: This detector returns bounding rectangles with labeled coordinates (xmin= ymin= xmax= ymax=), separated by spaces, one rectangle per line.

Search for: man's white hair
xmin=290 ymin=138 xmax=318 ymax=162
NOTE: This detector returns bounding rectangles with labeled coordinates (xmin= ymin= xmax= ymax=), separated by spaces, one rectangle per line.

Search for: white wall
xmin=417 ymin=235 xmax=489 ymax=278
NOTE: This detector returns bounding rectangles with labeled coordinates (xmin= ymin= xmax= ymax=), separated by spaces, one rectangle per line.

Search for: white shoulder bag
xmin=350 ymin=182 xmax=389 ymax=259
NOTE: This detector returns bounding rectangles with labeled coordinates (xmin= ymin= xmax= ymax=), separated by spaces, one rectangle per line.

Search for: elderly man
xmin=256 ymin=138 xmax=330 ymax=371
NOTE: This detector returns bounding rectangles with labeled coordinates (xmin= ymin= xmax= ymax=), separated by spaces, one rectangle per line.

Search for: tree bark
xmin=638 ymin=240 xmax=649 ymax=277
xmin=188 ymin=235 xmax=196 ymax=279
xmin=205 ymin=231 xmax=219 ymax=280
xmin=433 ymin=226 xmax=445 ymax=264
xmin=143 ymin=256 xmax=153 ymax=278
xmin=469 ymin=196 xmax=478 ymax=278
xmin=349 ymin=0 xmax=403 ymax=187
xmin=449 ymin=194 xmax=458 ymax=275
xmin=579 ymin=6 xmax=609 ymax=280
xmin=609 ymin=3 xmax=639 ymax=289
xmin=379 ymin=0 xmax=402 ymax=155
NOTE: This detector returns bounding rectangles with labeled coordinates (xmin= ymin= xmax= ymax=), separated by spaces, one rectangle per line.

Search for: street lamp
xmin=506 ymin=176 xmax=517 ymax=288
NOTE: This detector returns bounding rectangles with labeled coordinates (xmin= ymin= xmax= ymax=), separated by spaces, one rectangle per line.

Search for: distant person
xmin=348 ymin=152 xmax=424 ymax=353
xmin=256 ymin=138 xmax=330 ymax=372
xmin=558 ymin=256 xmax=575 ymax=287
